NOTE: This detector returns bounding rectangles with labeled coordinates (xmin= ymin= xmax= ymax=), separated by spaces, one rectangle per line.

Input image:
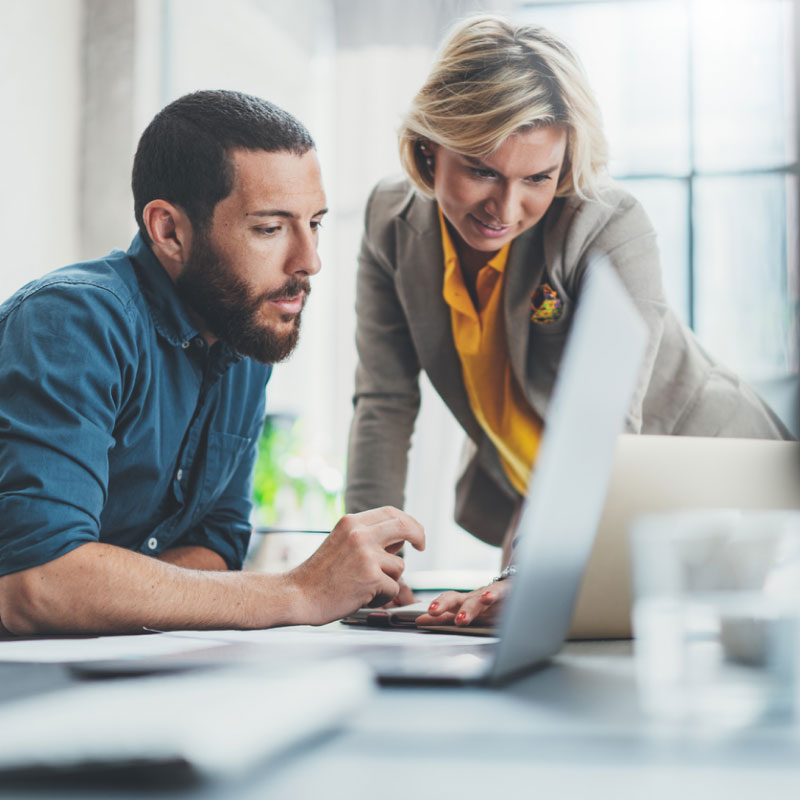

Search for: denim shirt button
xmin=181 ymin=340 xmax=190 ymax=349
xmin=176 ymin=468 xmax=184 ymax=482
xmin=146 ymin=537 xmax=158 ymax=551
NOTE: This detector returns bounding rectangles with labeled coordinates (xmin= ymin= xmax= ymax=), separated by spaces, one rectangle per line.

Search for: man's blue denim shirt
xmin=0 ymin=234 xmax=271 ymax=575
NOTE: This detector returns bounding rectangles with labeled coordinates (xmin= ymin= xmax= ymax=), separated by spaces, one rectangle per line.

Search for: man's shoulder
xmin=0 ymin=248 xmax=142 ymax=325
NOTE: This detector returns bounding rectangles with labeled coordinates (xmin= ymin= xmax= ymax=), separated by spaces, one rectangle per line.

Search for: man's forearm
xmin=0 ymin=507 xmax=426 ymax=637
xmin=0 ymin=543 xmax=302 ymax=636
xmin=156 ymin=546 xmax=228 ymax=571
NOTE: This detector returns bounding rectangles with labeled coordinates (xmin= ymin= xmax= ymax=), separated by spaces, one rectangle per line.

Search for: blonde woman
xmin=345 ymin=15 xmax=789 ymax=627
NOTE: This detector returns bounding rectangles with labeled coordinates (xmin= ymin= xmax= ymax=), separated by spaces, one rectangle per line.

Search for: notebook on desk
xmin=341 ymin=260 xmax=648 ymax=683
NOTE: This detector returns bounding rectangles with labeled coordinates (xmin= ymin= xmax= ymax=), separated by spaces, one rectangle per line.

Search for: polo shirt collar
xmin=439 ymin=207 xmax=510 ymax=320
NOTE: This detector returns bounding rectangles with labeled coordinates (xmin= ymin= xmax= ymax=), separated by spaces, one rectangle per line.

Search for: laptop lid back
xmin=570 ymin=434 xmax=800 ymax=639
xmin=488 ymin=261 xmax=647 ymax=683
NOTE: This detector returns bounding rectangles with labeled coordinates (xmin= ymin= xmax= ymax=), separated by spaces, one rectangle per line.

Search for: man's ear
xmin=142 ymin=200 xmax=194 ymax=280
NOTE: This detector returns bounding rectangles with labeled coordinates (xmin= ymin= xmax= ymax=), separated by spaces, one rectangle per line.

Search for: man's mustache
xmin=259 ymin=277 xmax=312 ymax=304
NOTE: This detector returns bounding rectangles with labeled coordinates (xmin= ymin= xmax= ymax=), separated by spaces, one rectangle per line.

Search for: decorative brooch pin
xmin=530 ymin=283 xmax=563 ymax=324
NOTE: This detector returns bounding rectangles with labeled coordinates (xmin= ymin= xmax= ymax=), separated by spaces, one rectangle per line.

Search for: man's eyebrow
xmin=463 ymin=155 xmax=560 ymax=175
xmin=246 ymin=208 xmax=329 ymax=218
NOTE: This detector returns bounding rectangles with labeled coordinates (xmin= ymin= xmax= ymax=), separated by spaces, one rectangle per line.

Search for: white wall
xmin=0 ymin=0 xmax=83 ymax=299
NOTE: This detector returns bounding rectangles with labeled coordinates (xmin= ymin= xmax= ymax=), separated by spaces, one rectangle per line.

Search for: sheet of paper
xmin=160 ymin=624 xmax=499 ymax=648
xmin=0 ymin=632 xmax=229 ymax=663
xmin=406 ymin=569 xmax=495 ymax=591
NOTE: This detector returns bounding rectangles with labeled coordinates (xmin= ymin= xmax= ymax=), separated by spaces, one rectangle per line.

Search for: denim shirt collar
xmin=126 ymin=233 xmax=200 ymax=348
xmin=127 ymin=234 xmax=243 ymax=366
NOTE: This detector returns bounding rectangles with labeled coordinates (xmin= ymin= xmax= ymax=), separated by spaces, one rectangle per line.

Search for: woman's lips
xmin=469 ymin=214 xmax=511 ymax=239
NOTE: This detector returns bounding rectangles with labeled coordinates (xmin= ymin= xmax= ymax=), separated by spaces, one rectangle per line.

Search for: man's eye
xmin=257 ymin=226 xmax=280 ymax=235
xmin=311 ymin=219 xmax=324 ymax=231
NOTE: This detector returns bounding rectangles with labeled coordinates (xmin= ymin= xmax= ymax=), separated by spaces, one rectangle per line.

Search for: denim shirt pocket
xmin=201 ymin=430 xmax=254 ymax=506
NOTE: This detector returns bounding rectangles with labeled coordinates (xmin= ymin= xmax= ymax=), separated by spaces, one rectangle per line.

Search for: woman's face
xmin=429 ymin=125 xmax=568 ymax=256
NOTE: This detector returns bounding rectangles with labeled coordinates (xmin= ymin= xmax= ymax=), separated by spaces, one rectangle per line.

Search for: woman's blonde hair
xmin=399 ymin=15 xmax=608 ymax=200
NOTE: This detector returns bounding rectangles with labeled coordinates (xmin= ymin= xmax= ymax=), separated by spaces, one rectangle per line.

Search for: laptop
xmin=570 ymin=434 xmax=800 ymax=639
xmin=349 ymin=260 xmax=648 ymax=684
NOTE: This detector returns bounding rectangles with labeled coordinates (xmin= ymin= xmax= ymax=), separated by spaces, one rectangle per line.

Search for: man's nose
xmin=286 ymin=229 xmax=322 ymax=276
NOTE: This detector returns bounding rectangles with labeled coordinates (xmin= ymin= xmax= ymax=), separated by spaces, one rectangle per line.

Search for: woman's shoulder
xmin=546 ymin=180 xmax=655 ymax=250
xmin=363 ymin=175 xmax=437 ymax=243
xmin=365 ymin=175 xmax=433 ymax=221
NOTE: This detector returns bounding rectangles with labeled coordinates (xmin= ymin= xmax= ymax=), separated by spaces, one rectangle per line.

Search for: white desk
xmin=259 ymin=640 xmax=800 ymax=800
xmin=1 ymin=640 xmax=800 ymax=799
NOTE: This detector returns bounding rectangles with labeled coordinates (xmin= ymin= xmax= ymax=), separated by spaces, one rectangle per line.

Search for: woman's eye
xmin=470 ymin=168 xmax=496 ymax=179
xmin=527 ymin=174 xmax=552 ymax=185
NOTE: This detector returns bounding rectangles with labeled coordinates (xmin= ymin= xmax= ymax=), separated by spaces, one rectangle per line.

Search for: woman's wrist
xmin=492 ymin=564 xmax=517 ymax=583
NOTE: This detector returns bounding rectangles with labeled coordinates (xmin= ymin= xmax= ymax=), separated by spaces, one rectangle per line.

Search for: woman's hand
xmin=414 ymin=580 xmax=513 ymax=627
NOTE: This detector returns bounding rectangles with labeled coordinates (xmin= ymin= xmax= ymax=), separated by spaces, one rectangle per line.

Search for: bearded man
xmin=0 ymin=90 xmax=423 ymax=636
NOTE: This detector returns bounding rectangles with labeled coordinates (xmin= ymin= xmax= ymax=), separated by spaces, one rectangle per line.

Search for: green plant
xmin=251 ymin=414 xmax=343 ymax=528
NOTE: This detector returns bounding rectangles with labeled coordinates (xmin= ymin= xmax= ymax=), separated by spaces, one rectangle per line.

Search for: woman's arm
xmin=345 ymin=187 xmax=423 ymax=514
xmin=555 ymin=188 xmax=669 ymax=434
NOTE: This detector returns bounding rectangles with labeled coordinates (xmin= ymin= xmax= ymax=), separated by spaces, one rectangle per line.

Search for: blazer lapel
xmin=394 ymin=194 xmax=482 ymax=441
xmin=503 ymin=224 xmax=546 ymax=403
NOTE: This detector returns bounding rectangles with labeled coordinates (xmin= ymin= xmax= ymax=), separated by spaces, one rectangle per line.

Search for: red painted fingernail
xmin=429 ymin=601 xmax=439 ymax=610
xmin=481 ymin=591 xmax=492 ymax=599
xmin=456 ymin=611 xmax=467 ymax=621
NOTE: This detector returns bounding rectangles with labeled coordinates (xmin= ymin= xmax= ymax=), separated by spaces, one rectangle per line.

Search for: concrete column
xmin=79 ymin=0 xmax=162 ymax=258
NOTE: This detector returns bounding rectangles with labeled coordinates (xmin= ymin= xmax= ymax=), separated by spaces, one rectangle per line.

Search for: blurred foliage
xmin=251 ymin=414 xmax=343 ymax=529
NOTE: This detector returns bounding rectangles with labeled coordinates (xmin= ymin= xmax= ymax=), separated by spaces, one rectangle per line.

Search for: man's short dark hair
xmin=132 ymin=90 xmax=315 ymax=242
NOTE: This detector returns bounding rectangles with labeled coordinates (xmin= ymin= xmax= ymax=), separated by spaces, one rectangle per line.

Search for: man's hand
xmin=382 ymin=579 xmax=416 ymax=608
xmin=286 ymin=507 xmax=425 ymax=626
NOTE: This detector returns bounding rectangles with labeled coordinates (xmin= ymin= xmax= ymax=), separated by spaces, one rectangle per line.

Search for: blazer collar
xmin=503 ymin=222 xmax=546 ymax=395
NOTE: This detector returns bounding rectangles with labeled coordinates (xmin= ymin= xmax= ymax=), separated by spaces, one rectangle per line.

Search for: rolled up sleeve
xmin=0 ymin=282 xmax=135 ymax=576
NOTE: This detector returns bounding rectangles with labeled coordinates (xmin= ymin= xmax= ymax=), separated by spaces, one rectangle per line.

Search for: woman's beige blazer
xmin=345 ymin=177 xmax=789 ymax=546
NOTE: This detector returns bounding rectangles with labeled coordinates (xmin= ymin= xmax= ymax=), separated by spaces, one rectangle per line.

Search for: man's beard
xmin=176 ymin=230 xmax=310 ymax=364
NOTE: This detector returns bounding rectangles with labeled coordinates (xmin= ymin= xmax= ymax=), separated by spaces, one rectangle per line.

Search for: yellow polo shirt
xmin=439 ymin=210 xmax=542 ymax=495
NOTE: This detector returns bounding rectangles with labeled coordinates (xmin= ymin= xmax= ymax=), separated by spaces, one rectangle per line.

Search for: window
xmin=518 ymin=0 xmax=799 ymax=379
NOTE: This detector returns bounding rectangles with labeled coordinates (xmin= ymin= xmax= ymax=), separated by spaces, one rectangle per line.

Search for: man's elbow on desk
xmin=0 ymin=543 xmax=137 ymax=637
xmin=0 ymin=564 xmax=54 ymax=637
